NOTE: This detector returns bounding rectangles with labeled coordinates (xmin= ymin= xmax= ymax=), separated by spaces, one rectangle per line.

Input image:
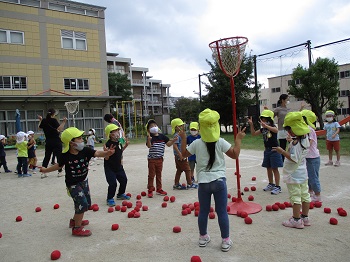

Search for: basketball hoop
xmin=64 ymin=101 xmax=79 ymax=127
xmin=209 ymin=36 xmax=261 ymax=215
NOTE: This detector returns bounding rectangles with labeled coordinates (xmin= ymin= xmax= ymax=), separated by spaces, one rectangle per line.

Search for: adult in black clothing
xmin=38 ymin=108 xmax=67 ymax=178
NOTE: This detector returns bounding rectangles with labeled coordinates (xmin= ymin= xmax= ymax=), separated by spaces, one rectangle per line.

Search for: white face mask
xmin=74 ymin=142 xmax=85 ymax=151
xmin=326 ymin=117 xmax=333 ymax=122
xmin=286 ymin=101 xmax=290 ymax=105
xmin=190 ymin=131 xmax=198 ymax=136
xmin=88 ymin=131 xmax=93 ymax=135
xmin=150 ymin=126 xmax=159 ymax=134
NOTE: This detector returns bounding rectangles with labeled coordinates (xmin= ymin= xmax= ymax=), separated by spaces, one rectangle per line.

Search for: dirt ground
xmin=0 ymin=143 xmax=349 ymax=262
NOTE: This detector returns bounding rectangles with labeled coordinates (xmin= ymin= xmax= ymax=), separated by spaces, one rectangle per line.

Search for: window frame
xmin=61 ymin=30 xmax=87 ymax=51
xmin=64 ymin=78 xmax=89 ymax=91
xmin=0 ymin=76 xmax=27 ymax=90
xmin=0 ymin=29 xmax=24 ymax=45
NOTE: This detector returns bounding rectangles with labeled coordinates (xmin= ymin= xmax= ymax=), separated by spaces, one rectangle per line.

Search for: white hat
xmin=16 ymin=132 xmax=26 ymax=143
xmin=27 ymin=131 xmax=34 ymax=135
xmin=0 ymin=135 xmax=5 ymax=140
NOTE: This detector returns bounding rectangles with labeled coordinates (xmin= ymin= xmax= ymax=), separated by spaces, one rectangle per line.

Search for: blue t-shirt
xmin=323 ymin=121 xmax=340 ymax=141
xmin=187 ymin=134 xmax=201 ymax=161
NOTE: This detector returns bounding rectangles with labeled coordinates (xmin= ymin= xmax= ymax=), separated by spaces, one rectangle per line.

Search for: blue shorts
xmin=262 ymin=149 xmax=283 ymax=168
xmin=67 ymin=180 xmax=91 ymax=214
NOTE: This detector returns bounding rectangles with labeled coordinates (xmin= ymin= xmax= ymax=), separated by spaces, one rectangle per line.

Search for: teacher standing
xmin=38 ymin=108 xmax=67 ymax=178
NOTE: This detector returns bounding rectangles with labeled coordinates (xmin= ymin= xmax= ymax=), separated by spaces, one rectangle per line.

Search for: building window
xmin=0 ymin=29 xmax=24 ymax=44
xmin=0 ymin=76 xmax=27 ymax=89
xmin=64 ymin=78 xmax=89 ymax=90
xmin=339 ymin=71 xmax=350 ymax=79
xmin=271 ymin=87 xmax=281 ymax=93
xmin=61 ymin=30 xmax=87 ymax=50
xmin=339 ymin=90 xmax=350 ymax=97
xmin=115 ymin=65 xmax=125 ymax=74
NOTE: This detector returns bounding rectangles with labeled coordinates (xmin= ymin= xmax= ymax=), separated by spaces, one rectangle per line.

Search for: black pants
xmin=104 ymin=165 xmax=128 ymax=199
xmin=0 ymin=156 xmax=9 ymax=171
xmin=42 ymin=139 xmax=62 ymax=172
xmin=279 ymin=138 xmax=287 ymax=162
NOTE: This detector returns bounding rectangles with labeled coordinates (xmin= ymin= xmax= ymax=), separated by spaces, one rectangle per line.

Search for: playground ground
xmin=0 ymin=143 xmax=349 ymax=262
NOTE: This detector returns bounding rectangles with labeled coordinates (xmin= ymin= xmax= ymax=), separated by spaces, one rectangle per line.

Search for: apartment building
xmin=107 ymin=52 xmax=172 ymax=134
xmin=259 ymin=63 xmax=350 ymax=122
xmin=0 ymin=0 xmax=117 ymax=137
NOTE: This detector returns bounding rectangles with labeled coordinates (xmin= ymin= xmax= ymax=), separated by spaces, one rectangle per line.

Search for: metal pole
xmin=198 ymin=74 xmax=202 ymax=104
xmin=307 ymin=40 xmax=312 ymax=68
xmin=253 ymin=55 xmax=260 ymax=118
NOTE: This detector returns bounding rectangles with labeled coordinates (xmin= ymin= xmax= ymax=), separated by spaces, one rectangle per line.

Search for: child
xmin=104 ymin=114 xmax=125 ymax=144
xmin=86 ymin=128 xmax=97 ymax=150
xmin=104 ymin=124 xmax=130 ymax=207
xmin=323 ymin=110 xmax=341 ymax=166
xmin=248 ymin=110 xmax=283 ymax=195
xmin=40 ymin=127 xmax=115 ymax=236
xmin=187 ymin=122 xmax=201 ymax=182
xmin=27 ymin=131 xmax=38 ymax=173
xmin=15 ymin=132 xmax=30 ymax=178
xmin=179 ymin=108 xmax=246 ymax=252
xmin=273 ymin=112 xmax=310 ymax=229
xmin=301 ymin=110 xmax=322 ymax=202
xmin=146 ymin=119 xmax=177 ymax=197
xmin=0 ymin=135 xmax=12 ymax=173
xmin=171 ymin=118 xmax=197 ymax=190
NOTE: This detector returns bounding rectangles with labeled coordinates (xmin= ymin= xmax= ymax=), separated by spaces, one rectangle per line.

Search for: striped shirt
xmin=147 ymin=134 xmax=169 ymax=159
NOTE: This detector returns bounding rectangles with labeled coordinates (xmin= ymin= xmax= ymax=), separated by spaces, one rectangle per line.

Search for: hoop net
xmin=209 ymin=36 xmax=248 ymax=78
xmin=64 ymin=101 xmax=79 ymax=115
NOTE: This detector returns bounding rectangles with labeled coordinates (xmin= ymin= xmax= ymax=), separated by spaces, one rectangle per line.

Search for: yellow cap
xmin=283 ymin=112 xmax=310 ymax=136
xmin=199 ymin=108 xmax=220 ymax=142
xmin=171 ymin=118 xmax=184 ymax=134
xmin=105 ymin=124 xmax=120 ymax=138
xmin=301 ymin=110 xmax=316 ymax=130
xmin=325 ymin=110 xmax=335 ymax=116
xmin=61 ymin=127 xmax=84 ymax=153
xmin=189 ymin=122 xmax=199 ymax=130
xmin=260 ymin=110 xmax=274 ymax=120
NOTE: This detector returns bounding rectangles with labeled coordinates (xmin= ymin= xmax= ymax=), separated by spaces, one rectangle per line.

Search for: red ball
xmin=244 ymin=216 xmax=253 ymax=224
xmin=115 ymin=205 xmax=121 ymax=211
xmin=337 ymin=207 xmax=344 ymax=212
xmin=266 ymin=205 xmax=272 ymax=211
xmin=182 ymin=204 xmax=188 ymax=210
xmin=339 ymin=210 xmax=347 ymax=217
xmin=251 ymin=176 xmax=256 ymax=181
xmin=173 ymin=226 xmax=181 ymax=233
xmin=324 ymin=207 xmax=331 ymax=214
xmin=283 ymin=202 xmax=290 ymax=207
xmin=248 ymin=195 xmax=254 ymax=201
xmin=126 ymin=202 xmax=133 ymax=208
xmin=162 ymin=202 xmax=167 ymax=208
xmin=195 ymin=210 xmax=199 ymax=217
xmin=0 ymin=232 xmax=2 ymax=238
xmin=93 ymin=205 xmax=99 ymax=212
xmin=181 ymin=210 xmax=188 ymax=216
xmin=53 ymin=204 xmax=59 ymax=209
xmin=170 ymin=196 xmax=176 ymax=202
xmin=278 ymin=203 xmax=286 ymax=210
xmin=232 ymin=197 xmax=237 ymax=202
xmin=50 ymin=250 xmax=61 ymax=260
xmin=122 ymin=201 xmax=128 ymax=206
xmin=126 ymin=193 xmax=131 ymax=197
xmin=227 ymin=193 xmax=231 ymax=199
xmin=163 ymin=196 xmax=169 ymax=201
xmin=236 ymin=210 xmax=242 ymax=217
xmin=186 ymin=208 xmax=192 ymax=214
xmin=240 ymin=211 xmax=248 ymax=218
xmin=136 ymin=194 xmax=142 ymax=200
xmin=309 ymin=202 xmax=314 ymax=209
xmin=134 ymin=212 xmax=141 ymax=218
xmin=209 ymin=212 xmax=215 ymax=219
xmin=194 ymin=201 xmax=200 ymax=207
xmin=314 ymin=201 xmax=322 ymax=208
xmin=16 ymin=216 xmax=22 ymax=222
xmin=142 ymin=205 xmax=148 ymax=211
xmin=108 ymin=207 xmax=114 ymax=213
xmin=274 ymin=202 xmax=280 ymax=206
xmin=141 ymin=191 xmax=147 ymax=196
xmin=191 ymin=256 xmax=202 ymax=262
xmin=227 ymin=206 xmax=231 ymax=212
xmin=111 ymin=224 xmax=119 ymax=231
xmin=272 ymin=204 xmax=279 ymax=211
xmin=250 ymin=186 xmax=256 ymax=191
xmin=330 ymin=217 xmax=338 ymax=225
xmin=244 ymin=187 xmax=249 ymax=192
xmin=134 ymin=206 xmax=140 ymax=212
xmin=210 ymin=206 xmax=214 ymax=212
xmin=128 ymin=212 xmax=134 ymax=218
xmin=188 ymin=204 xmax=195 ymax=210
xmin=35 ymin=207 xmax=42 ymax=212
xmin=120 ymin=206 xmax=127 ymax=212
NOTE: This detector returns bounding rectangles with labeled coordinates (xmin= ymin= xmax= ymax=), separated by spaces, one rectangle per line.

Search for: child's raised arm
xmin=248 ymin=116 xmax=261 ymax=136
xmin=166 ymin=136 xmax=178 ymax=147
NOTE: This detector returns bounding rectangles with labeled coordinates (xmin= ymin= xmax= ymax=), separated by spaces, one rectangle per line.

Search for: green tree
xmin=202 ymin=55 xmax=256 ymax=132
xmin=288 ymin=57 xmax=340 ymax=129
xmin=170 ymin=97 xmax=201 ymax=123
xmin=108 ymin=72 xmax=132 ymax=101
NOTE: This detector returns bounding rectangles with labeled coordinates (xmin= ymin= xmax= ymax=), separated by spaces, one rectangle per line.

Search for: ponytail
xmin=206 ymin=142 xmax=216 ymax=170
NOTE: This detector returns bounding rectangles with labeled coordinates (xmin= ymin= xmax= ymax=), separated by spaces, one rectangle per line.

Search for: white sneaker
xmin=271 ymin=186 xmax=281 ymax=195
xmin=263 ymin=183 xmax=275 ymax=191
xmin=334 ymin=161 xmax=340 ymax=167
xmin=221 ymin=238 xmax=233 ymax=252
xmin=57 ymin=171 xmax=64 ymax=177
xmin=311 ymin=195 xmax=322 ymax=203
xmin=325 ymin=160 xmax=333 ymax=166
xmin=41 ymin=173 xmax=48 ymax=179
xmin=199 ymin=234 xmax=210 ymax=247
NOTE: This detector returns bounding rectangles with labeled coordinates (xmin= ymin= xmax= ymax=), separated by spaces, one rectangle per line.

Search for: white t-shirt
xmin=282 ymin=137 xmax=310 ymax=184
xmin=187 ymin=138 xmax=231 ymax=184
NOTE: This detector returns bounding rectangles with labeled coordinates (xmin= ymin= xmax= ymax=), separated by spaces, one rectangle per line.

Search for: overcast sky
xmin=81 ymin=0 xmax=350 ymax=97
